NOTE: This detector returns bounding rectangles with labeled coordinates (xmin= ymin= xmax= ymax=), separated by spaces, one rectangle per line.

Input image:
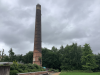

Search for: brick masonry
xmin=33 ymin=4 xmax=42 ymax=67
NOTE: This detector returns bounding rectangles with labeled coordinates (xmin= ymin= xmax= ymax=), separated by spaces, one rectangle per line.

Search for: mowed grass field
xmin=59 ymin=72 xmax=100 ymax=75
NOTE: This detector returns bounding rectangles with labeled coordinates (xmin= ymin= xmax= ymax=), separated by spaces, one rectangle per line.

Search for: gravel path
xmin=49 ymin=72 xmax=61 ymax=75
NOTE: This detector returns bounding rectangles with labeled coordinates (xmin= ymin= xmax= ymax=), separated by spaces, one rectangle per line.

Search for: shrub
xmin=18 ymin=64 xmax=27 ymax=70
xmin=26 ymin=64 xmax=35 ymax=69
xmin=84 ymin=70 xmax=93 ymax=73
xmin=0 ymin=64 xmax=4 ymax=66
xmin=10 ymin=63 xmax=45 ymax=73
xmin=41 ymin=69 xmax=46 ymax=71
xmin=13 ymin=60 xmax=18 ymax=67
xmin=54 ymin=69 xmax=59 ymax=72
xmin=32 ymin=69 xmax=37 ymax=72
xmin=10 ymin=61 xmax=19 ymax=70
xmin=10 ymin=65 xmax=15 ymax=70
xmin=48 ymin=68 xmax=55 ymax=71
xmin=23 ymin=70 xmax=28 ymax=72
xmin=17 ymin=69 xmax=24 ymax=73
xmin=61 ymin=70 xmax=67 ymax=72
xmin=10 ymin=70 xmax=19 ymax=75
xmin=27 ymin=69 xmax=34 ymax=72
xmin=33 ymin=64 xmax=40 ymax=69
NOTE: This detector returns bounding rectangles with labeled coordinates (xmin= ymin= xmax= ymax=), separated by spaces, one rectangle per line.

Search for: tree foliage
xmin=81 ymin=43 xmax=98 ymax=71
xmin=1 ymin=43 xmax=100 ymax=72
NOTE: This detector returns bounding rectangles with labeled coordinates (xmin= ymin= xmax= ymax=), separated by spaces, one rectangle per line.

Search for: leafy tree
xmin=15 ymin=54 xmax=23 ymax=63
xmin=81 ymin=43 xmax=98 ymax=71
xmin=60 ymin=43 xmax=83 ymax=70
xmin=2 ymin=56 xmax=10 ymax=62
xmin=91 ymin=53 xmax=100 ymax=72
xmin=22 ymin=51 xmax=33 ymax=64
xmin=8 ymin=48 xmax=15 ymax=61
xmin=51 ymin=46 xmax=58 ymax=53
xmin=42 ymin=47 xmax=60 ymax=70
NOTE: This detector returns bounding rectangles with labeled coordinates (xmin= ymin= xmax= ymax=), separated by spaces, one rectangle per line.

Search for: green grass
xmin=59 ymin=72 xmax=100 ymax=75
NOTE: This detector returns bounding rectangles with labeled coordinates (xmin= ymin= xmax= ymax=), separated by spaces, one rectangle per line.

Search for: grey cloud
xmin=0 ymin=0 xmax=100 ymax=55
xmin=18 ymin=0 xmax=37 ymax=6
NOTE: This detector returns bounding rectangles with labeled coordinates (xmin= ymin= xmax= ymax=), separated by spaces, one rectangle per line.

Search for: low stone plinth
xmin=0 ymin=66 xmax=10 ymax=75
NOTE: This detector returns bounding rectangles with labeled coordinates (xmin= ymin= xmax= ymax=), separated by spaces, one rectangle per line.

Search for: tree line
xmin=1 ymin=43 xmax=100 ymax=72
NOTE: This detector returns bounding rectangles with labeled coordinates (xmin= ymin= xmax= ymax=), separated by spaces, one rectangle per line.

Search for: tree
xmin=8 ymin=48 xmax=15 ymax=61
xmin=15 ymin=54 xmax=23 ymax=63
xmin=42 ymin=47 xmax=60 ymax=70
xmin=51 ymin=46 xmax=58 ymax=53
xmin=91 ymin=53 xmax=100 ymax=72
xmin=22 ymin=51 xmax=33 ymax=64
xmin=60 ymin=43 xmax=83 ymax=70
xmin=2 ymin=56 xmax=10 ymax=62
xmin=81 ymin=43 xmax=98 ymax=71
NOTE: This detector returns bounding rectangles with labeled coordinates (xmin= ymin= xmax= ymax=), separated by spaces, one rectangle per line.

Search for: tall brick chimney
xmin=33 ymin=4 xmax=42 ymax=67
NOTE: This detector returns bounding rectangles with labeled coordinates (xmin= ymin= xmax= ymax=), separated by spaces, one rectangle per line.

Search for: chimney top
xmin=37 ymin=3 xmax=40 ymax=6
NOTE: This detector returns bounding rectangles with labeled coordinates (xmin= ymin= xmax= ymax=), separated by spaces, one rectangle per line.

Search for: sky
xmin=0 ymin=0 xmax=100 ymax=55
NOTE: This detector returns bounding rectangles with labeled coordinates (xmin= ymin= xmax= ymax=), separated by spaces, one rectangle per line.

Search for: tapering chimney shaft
xmin=33 ymin=4 xmax=42 ymax=67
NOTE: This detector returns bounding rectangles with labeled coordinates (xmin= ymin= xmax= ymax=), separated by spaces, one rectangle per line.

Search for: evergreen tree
xmin=81 ymin=43 xmax=98 ymax=71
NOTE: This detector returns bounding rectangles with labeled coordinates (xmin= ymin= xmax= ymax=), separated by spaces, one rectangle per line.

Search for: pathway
xmin=49 ymin=72 xmax=61 ymax=75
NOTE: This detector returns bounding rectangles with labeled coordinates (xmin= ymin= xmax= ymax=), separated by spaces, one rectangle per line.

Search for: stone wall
xmin=0 ymin=66 xmax=10 ymax=75
xmin=17 ymin=71 xmax=48 ymax=75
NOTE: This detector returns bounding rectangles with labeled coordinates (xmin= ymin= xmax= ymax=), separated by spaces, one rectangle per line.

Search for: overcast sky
xmin=0 ymin=0 xmax=100 ymax=55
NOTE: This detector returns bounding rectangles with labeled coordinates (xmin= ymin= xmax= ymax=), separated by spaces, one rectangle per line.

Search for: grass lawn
xmin=59 ymin=72 xmax=100 ymax=75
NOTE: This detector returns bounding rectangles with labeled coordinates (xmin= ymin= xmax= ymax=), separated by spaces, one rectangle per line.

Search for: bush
xmin=26 ymin=64 xmax=35 ymax=69
xmin=10 ymin=70 xmax=19 ymax=75
xmin=27 ymin=69 xmax=34 ymax=72
xmin=0 ymin=64 xmax=4 ymax=66
xmin=41 ymin=69 xmax=46 ymax=71
xmin=10 ymin=65 xmax=16 ymax=70
xmin=61 ymin=70 xmax=67 ymax=72
xmin=18 ymin=64 xmax=27 ymax=70
xmin=48 ymin=68 xmax=55 ymax=71
xmin=32 ymin=69 xmax=37 ymax=72
xmin=23 ymin=70 xmax=28 ymax=72
xmin=84 ymin=70 xmax=93 ymax=73
xmin=10 ymin=63 xmax=18 ymax=70
xmin=17 ymin=69 xmax=24 ymax=73
xmin=33 ymin=64 xmax=40 ymax=69
xmin=10 ymin=63 xmax=45 ymax=73
xmin=54 ymin=69 xmax=59 ymax=72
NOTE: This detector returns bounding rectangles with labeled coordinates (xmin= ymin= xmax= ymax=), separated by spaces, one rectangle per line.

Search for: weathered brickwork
xmin=33 ymin=4 xmax=42 ymax=67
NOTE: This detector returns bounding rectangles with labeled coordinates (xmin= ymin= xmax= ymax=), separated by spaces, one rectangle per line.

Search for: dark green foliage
xmin=10 ymin=65 xmax=16 ymax=70
xmin=91 ymin=53 xmax=100 ymax=72
xmin=2 ymin=43 xmax=100 ymax=72
xmin=48 ymin=68 xmax=59 ymax=72
xmin=8 ymin=48 xmax=15 ymax=62
xmin=54 ymin=69 xmax=59 ymax=72
xmin=17 ymin=69 xmax=23 ymax=73
xmin=2 ymin=56 xmax=10 ymax=62
xmin=18 ymin=64 xmax=27 ymax=70
xmin=60 ymin=43 xmax=83 ymax=70
xmin=22 ymin=51 xmax=33 ymax=64
xmin=10 ymin=70 xmax=19 ymax=75
xmin=10 ymin=63 xmax=46 ymax=74
xmin=81 ymin=44 xmax=98 ymax=71
xmin=42 ymin=47 xmax=61 ymax=70
xmin=23 ymin=70 xmax=28 ymax=72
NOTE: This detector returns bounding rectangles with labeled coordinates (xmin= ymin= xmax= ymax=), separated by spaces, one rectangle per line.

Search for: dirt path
xmin=51 ymin=72 xmax=61 ymax=75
